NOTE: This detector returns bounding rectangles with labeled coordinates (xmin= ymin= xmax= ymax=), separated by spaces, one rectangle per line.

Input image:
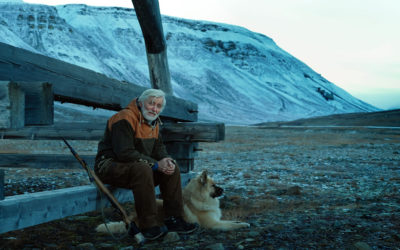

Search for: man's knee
xmin=173 ymin=164 xmax=181 ymax=177
xmin=133 ymin=162 xmax=153 ymax=176
xmin=126 ymin=162 xmax=155 ymax=188
xmin=163 ymin=164 xmax=181 ymax=182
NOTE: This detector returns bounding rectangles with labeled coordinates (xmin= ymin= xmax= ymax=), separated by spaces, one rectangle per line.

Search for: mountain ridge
xmin=257 ymin=109 xmax=400 ymax=127
xmin=0 ymin=2 xmax=378 ymax=124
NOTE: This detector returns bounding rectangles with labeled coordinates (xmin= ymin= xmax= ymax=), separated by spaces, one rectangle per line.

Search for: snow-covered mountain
xmin=0 ymin=1 xmax=378 ymax=124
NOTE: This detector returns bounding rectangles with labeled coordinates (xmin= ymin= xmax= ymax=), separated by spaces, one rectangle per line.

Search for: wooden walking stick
xmin=62 ymin=138 xmax=146 ymax=245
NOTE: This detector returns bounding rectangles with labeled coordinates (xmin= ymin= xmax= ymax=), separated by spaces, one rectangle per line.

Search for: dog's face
xmin=198 ymin=170 xmax=224 ymax=198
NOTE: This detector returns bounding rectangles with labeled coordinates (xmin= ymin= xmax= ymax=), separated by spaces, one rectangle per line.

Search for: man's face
xmin=140 ymin=96 xmax=164 ymax=122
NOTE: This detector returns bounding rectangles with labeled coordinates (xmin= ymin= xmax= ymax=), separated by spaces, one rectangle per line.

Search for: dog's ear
xmin=199 ymin=170 xmax=208 ymax=186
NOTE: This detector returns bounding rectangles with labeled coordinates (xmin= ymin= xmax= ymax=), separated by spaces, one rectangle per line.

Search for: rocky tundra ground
xmin=1 ymin=126 xmax=399 ymax=249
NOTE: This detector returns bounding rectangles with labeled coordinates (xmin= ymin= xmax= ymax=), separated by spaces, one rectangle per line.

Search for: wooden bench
xmin=0 ymin=174 xmax=193 ymax=234
xmin=0 ymin=121 xmax=224 ymax=172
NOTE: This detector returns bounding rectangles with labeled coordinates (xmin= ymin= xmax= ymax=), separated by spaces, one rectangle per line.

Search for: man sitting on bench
xmin=94 ymin=88 xmax=197 ymax=240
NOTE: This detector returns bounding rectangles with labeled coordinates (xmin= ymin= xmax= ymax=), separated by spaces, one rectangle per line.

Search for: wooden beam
xmin=0 ymin=154 xmax=95 ymax=169
xmin=131 ymin=0 xmax=173 ymax=94
xmin=132 ymin=0 xmax=166 ymax=54
xmin=165 ymin=142 xmax=199 ymax=172
xmin=0 ymin=81 xmax=54 ymax=128
xmin=0 ymin=153 xmax=192 ymax=173
xmin=147 ymin=51 xmax=172 ymax=95
xmin=0 ymin=81 xmax=24 ymax=129
xmin=0 ymin=124 xmax=105 ymax=140
xmin=161 ymin=122 xmax=225 ymax=142
xmin=0 ymin=122 xmax=225 ymax=142
xmin=0 ymin=185 xmax=132 ymax=234
xmin=0 ymin=173 xmax=193 ymax=234
xmin=0 ymin=42 xmax=197 ymax=122
xmin=0 ymin=169 xmax=4 ymax=200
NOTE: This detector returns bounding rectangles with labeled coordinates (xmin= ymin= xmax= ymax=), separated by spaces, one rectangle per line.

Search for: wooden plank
xmin=0 ymin=154 xmax=95 ymax=169
xmin=0 ymin=42 xmax=197 ymax=122
xmin=0 ymin=173 xmax=193 ymax=234
xmin=161 ymin=122 xmax=225 ymax=142
xmin=0 ymin=122 xmax=225 ymax=142
xmin=0 ymin=153 xmax=192 ymax=173
xmin=0 ymin=185 xmax=131 ymax=234
xmin=0 ymin=151 xmax=194 ymax=173
xmin=0 ymin=81 xmax=25 ymax=129
xmin=0 ymin=169 xmax=4 ymax=200
xmin=0 ymin=124 xmax=105 ymax=140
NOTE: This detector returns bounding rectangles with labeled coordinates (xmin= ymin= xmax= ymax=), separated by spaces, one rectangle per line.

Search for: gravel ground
xmin=1 ymin=126 xmax=400 ymax=249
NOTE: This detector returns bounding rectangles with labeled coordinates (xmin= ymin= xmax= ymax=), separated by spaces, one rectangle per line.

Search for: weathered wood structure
xmin=0 ymin=44 xmax=224 ymax=233
xmin=0 ymin=81 xmax=24 ymax=128
xmin=0 ymin=175 xmax=194 ymax=234
xmin=0 ymin=0 xmax=224 ymax=235
xmin=132 ymin=0 xmax=173 ymax=95
xmin=0 ymin=43 xmax=196 ymax=122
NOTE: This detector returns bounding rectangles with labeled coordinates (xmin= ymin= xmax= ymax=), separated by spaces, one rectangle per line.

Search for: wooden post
xmin=132 ymin=0 xmax=173 ymax=95
xmin=19 ymin=82 xmax=54 ymax=126
xmin=0 ymin=169 xmax=4 ymax=200
xmin=147 ymin=50 xmax=173 ymax=94
xmin=165 ymin=142 xmax=199 ymax=173
xmin=0 ymin=81 xmax=24 ymax=129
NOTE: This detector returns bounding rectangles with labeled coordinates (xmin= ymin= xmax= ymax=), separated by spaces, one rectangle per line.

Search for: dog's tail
xmin=96 ymin=221 xmax=127 ymax=234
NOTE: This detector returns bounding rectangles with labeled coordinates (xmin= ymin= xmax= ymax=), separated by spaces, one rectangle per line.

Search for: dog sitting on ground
xmin=96 ymin=170 xmax=250 ymax=233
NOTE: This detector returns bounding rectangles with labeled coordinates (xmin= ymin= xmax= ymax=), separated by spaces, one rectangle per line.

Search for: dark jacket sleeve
xmin=111 ymin=119 xmax=156 ymax=163
xmin=151 ymin=133 xmax=170 ymax=161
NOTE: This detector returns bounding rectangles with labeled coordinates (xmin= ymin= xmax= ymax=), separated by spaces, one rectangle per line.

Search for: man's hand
xmin=157 ymin=157 xmax=176 ymax=175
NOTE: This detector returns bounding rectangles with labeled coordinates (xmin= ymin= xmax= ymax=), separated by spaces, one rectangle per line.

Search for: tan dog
xmin=96 ymin=171 xmax=249 ymax=233
xmin=182 ymin=170 xmax=250 ymax=230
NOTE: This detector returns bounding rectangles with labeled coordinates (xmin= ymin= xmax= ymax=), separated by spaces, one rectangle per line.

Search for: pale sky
xmin=23 ymin=0 xmax=400 ymax=110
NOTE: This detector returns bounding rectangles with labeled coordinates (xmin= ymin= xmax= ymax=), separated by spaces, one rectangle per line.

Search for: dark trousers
xmin=95 ymin=159 xmax=183 ymax=229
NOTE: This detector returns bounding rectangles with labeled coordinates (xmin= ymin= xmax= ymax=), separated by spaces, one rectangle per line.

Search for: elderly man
xmin=94 ymin=89 xmax=197 ymax=240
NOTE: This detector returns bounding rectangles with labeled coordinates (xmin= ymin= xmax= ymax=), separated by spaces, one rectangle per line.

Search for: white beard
xmin=142 ymin=109 xmax=159 ymax=122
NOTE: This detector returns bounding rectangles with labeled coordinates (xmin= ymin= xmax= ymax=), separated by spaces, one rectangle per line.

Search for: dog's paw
xmin=95 ymin=221 xmax=126 ymax=234
xmin=234 ymin=221 xmax=250 ymax=228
